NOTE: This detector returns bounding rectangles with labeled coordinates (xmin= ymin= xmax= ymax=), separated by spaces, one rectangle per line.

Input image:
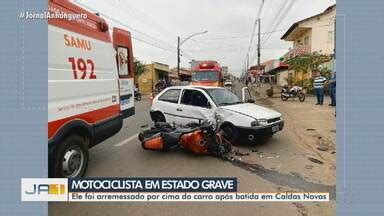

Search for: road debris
xmin=317 ymin=145 xmax=329 ymax=151
xmin=305 ymin=165 xmax=314 ymax=169
xmin=307 ymin=156 xmax=324 ymax=164
xmin=292 ymin=202 xmax=308 ymax=216
xmin=234 ymin=150 xmax=250 ymax=156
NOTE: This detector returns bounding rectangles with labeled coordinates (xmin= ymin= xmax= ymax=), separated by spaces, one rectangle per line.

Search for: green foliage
xmin=302 ymin=78 xmax=314 ymax=94
xmin=133 ymin=58 xmax=146 ymax=77
xmin=285 ymin=75 xmax=294 ymax=86
xmin=285 ymin=51 xmax=332 ymax=74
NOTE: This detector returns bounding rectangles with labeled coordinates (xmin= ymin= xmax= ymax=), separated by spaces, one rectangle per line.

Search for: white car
xmin=150 ymin=86 xmax=284 ymax=144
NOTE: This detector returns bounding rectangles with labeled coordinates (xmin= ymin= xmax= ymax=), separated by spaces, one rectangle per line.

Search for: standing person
xmin=245 ymin=78 xmax=249 ymax=87
xmin=313 ymin=71 xmax=327 ymax=105
xmin=329 ymin=72 xmax=336 ymax=106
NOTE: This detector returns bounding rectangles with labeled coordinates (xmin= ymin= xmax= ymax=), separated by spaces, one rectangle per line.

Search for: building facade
xmin=137 ymin=62 xmax=170 ymax=94
xmin=281 ymin=4 xmax=335 ymax=83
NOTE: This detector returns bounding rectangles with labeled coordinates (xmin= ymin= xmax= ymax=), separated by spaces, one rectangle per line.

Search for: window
xmin=117 ymin=47 xmax=130 ymax=77
xmin=192 ymin=71 xmax=219 ymax=82
xmin=304 ymin=36 xmax=309 ymax=45
xmin=206 ymin=88 xmax=243 ymax=106
xmin=181 ymin=89 xmax=210 ymax=108
xmin=158 ymin=89 xmax=181 ymax=103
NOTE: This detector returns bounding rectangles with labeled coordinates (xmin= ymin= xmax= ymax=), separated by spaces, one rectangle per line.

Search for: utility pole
xmin=176 ymin=31 xmax=207 ymax=81
xmin=246 ymin=53 xmax=249 ymax=79
xmin=257 ymin=18 xmax=261 ymax=68
xmin=177 ymin=36 xmax=180 ymax=79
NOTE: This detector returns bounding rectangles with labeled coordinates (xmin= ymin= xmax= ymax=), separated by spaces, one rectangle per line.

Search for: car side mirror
xmin=206 ymin=102 xmax=212 ymax=109
xmin=247 ymin=99 xmax=255 ymax=103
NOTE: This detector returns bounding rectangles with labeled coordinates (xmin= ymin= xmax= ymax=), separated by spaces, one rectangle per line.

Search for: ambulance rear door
xmin=113 ymin=27 xmax=135 ymax=118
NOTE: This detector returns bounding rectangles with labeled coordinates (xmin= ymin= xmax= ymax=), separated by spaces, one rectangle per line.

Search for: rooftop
xmin=281 ymin=4 xmax=336 ymax=40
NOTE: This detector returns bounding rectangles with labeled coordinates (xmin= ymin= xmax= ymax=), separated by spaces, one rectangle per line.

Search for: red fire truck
xmin=191 ymin=60 xmax=224 ymax=87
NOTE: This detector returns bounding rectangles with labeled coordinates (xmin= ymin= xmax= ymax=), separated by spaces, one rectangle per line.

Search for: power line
xmin=243 ymin=0 xmax=265 ymax=72
xmin=190 ymin=28 xmax=288 ymax=42
xmin=112 ymin=0 xmax=177 ymax=38
xmin=260 ymin=0 xmax=290 ymax=45
xmin=108 ymin=1 xmax=176 ymax=50
xmin=261 ymin=0 xmax=296 ymax=46
xmin=74 ymin=1 xmax=177 ymax=54
xmin=245 ymin=0 xmax=265 ymax=56
xmin=131 ymin=36 xmax=174 ymax=53
xmin=248 ymin=0 xmax=296 ymax=66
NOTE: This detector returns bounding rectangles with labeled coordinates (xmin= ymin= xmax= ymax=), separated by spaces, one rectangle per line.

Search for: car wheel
xmin=220 ymin=123 xmax=239 ymax=145
xmin=53 ymin=134 xmax=89 ymax=178
xmin=153 ymin=111 xmax=166 ymax=123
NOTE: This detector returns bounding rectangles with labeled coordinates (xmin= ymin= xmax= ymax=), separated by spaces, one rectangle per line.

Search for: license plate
xmin=272 ymin=125 xmax=279 ymax=132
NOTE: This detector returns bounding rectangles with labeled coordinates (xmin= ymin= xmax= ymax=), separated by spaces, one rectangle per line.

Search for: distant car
xmin=224 ymin=80 xmax=232 ymax=86
xmin=150 ymin=86 xmax=284 ymax=144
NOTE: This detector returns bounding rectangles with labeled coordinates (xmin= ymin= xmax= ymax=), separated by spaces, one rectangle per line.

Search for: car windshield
xmin=192 ymin=71 xmax=218 ymax=82
xmin=206 ymin=88 xmax=243 ymax=106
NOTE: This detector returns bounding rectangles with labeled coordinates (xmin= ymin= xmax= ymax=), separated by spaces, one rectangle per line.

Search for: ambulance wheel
xmin=54 ymin=134 xmax=89 ymax=178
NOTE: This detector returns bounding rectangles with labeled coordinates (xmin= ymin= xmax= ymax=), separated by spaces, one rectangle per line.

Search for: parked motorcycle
xmin=281 ymin=85 xmax=305 ymax=102
xmin=138 ymin=119 xmax=232 ymax=158
xmin=154 ymin=81 xmax=167 ymax=93
xmin=134 ymin=87 xmax=141 ymax=101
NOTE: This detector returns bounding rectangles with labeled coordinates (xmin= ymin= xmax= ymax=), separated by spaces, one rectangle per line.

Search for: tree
xmin=285 ymin=51 xmax=331 ymax=77
xmin=133 ymin=58 xmax=146 ymax=78
xmin=284 ymin=51 xmax=332 ymax=92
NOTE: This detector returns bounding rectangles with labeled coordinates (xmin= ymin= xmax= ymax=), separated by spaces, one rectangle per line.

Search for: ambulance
xmin=48 ymin=0 xmax=135 ymax=178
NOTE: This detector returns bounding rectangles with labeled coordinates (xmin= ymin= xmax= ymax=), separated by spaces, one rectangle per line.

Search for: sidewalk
xmin=250 ymin=84 xmax=336 ymax=170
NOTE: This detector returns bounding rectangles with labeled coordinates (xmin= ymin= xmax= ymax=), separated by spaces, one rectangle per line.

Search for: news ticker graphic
xmin=21 ymin=178 xmax=68 ymax=201
xmin=21 ymin=178 xmax=329 ymax=202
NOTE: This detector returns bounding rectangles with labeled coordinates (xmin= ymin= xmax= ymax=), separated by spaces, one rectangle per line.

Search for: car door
xmin=177 ymin=89 xmax=215 ymax=125
xmin=155 ymin=89 xmax=181 ymax=123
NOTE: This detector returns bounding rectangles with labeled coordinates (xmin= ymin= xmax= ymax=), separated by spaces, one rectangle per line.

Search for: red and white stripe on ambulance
xmin=48 ymin=0 xmax=134 ymax=143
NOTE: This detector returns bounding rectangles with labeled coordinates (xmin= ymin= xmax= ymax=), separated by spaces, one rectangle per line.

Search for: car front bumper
xmin=234 ymin=120 xmax=284 ymax=144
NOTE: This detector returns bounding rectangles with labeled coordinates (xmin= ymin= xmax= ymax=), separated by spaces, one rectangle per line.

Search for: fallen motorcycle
xmin=138 ymin=120 xmax=232 ymax=158
xmin=281 ymin=85 xmax=305 ymax=102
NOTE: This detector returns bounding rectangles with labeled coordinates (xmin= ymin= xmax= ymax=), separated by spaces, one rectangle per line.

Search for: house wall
xmin=284 ymin=6 xmax=335 ymax=84
xmin=293 ymin=30 xmax=312 ymax=48
xmin=301 ymin=9 xmax=335 ymax=54
xmin=276 ymin=70 xmax=289 ymax=86
xmin=138 ymin=64 xmax=155 ymax=94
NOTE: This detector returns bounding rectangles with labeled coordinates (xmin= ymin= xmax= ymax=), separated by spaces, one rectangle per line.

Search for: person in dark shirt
xmin=329 ymin=72 xmax=336 ymax=106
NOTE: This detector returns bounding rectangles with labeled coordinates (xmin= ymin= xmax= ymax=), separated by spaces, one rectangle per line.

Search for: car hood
xmin=219 ymin=103 xmax=281 ymax=120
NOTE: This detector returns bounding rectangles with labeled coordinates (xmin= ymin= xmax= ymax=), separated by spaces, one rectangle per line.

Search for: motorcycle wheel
xmin=298 ymin=93 xmax=305 ymax=102
xmin=281 ymin=94 xmax=288 ymax=101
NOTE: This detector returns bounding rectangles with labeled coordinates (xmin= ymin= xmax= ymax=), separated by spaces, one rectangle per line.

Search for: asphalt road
xmin=49 ymin=82 xmax=335 ymax=216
